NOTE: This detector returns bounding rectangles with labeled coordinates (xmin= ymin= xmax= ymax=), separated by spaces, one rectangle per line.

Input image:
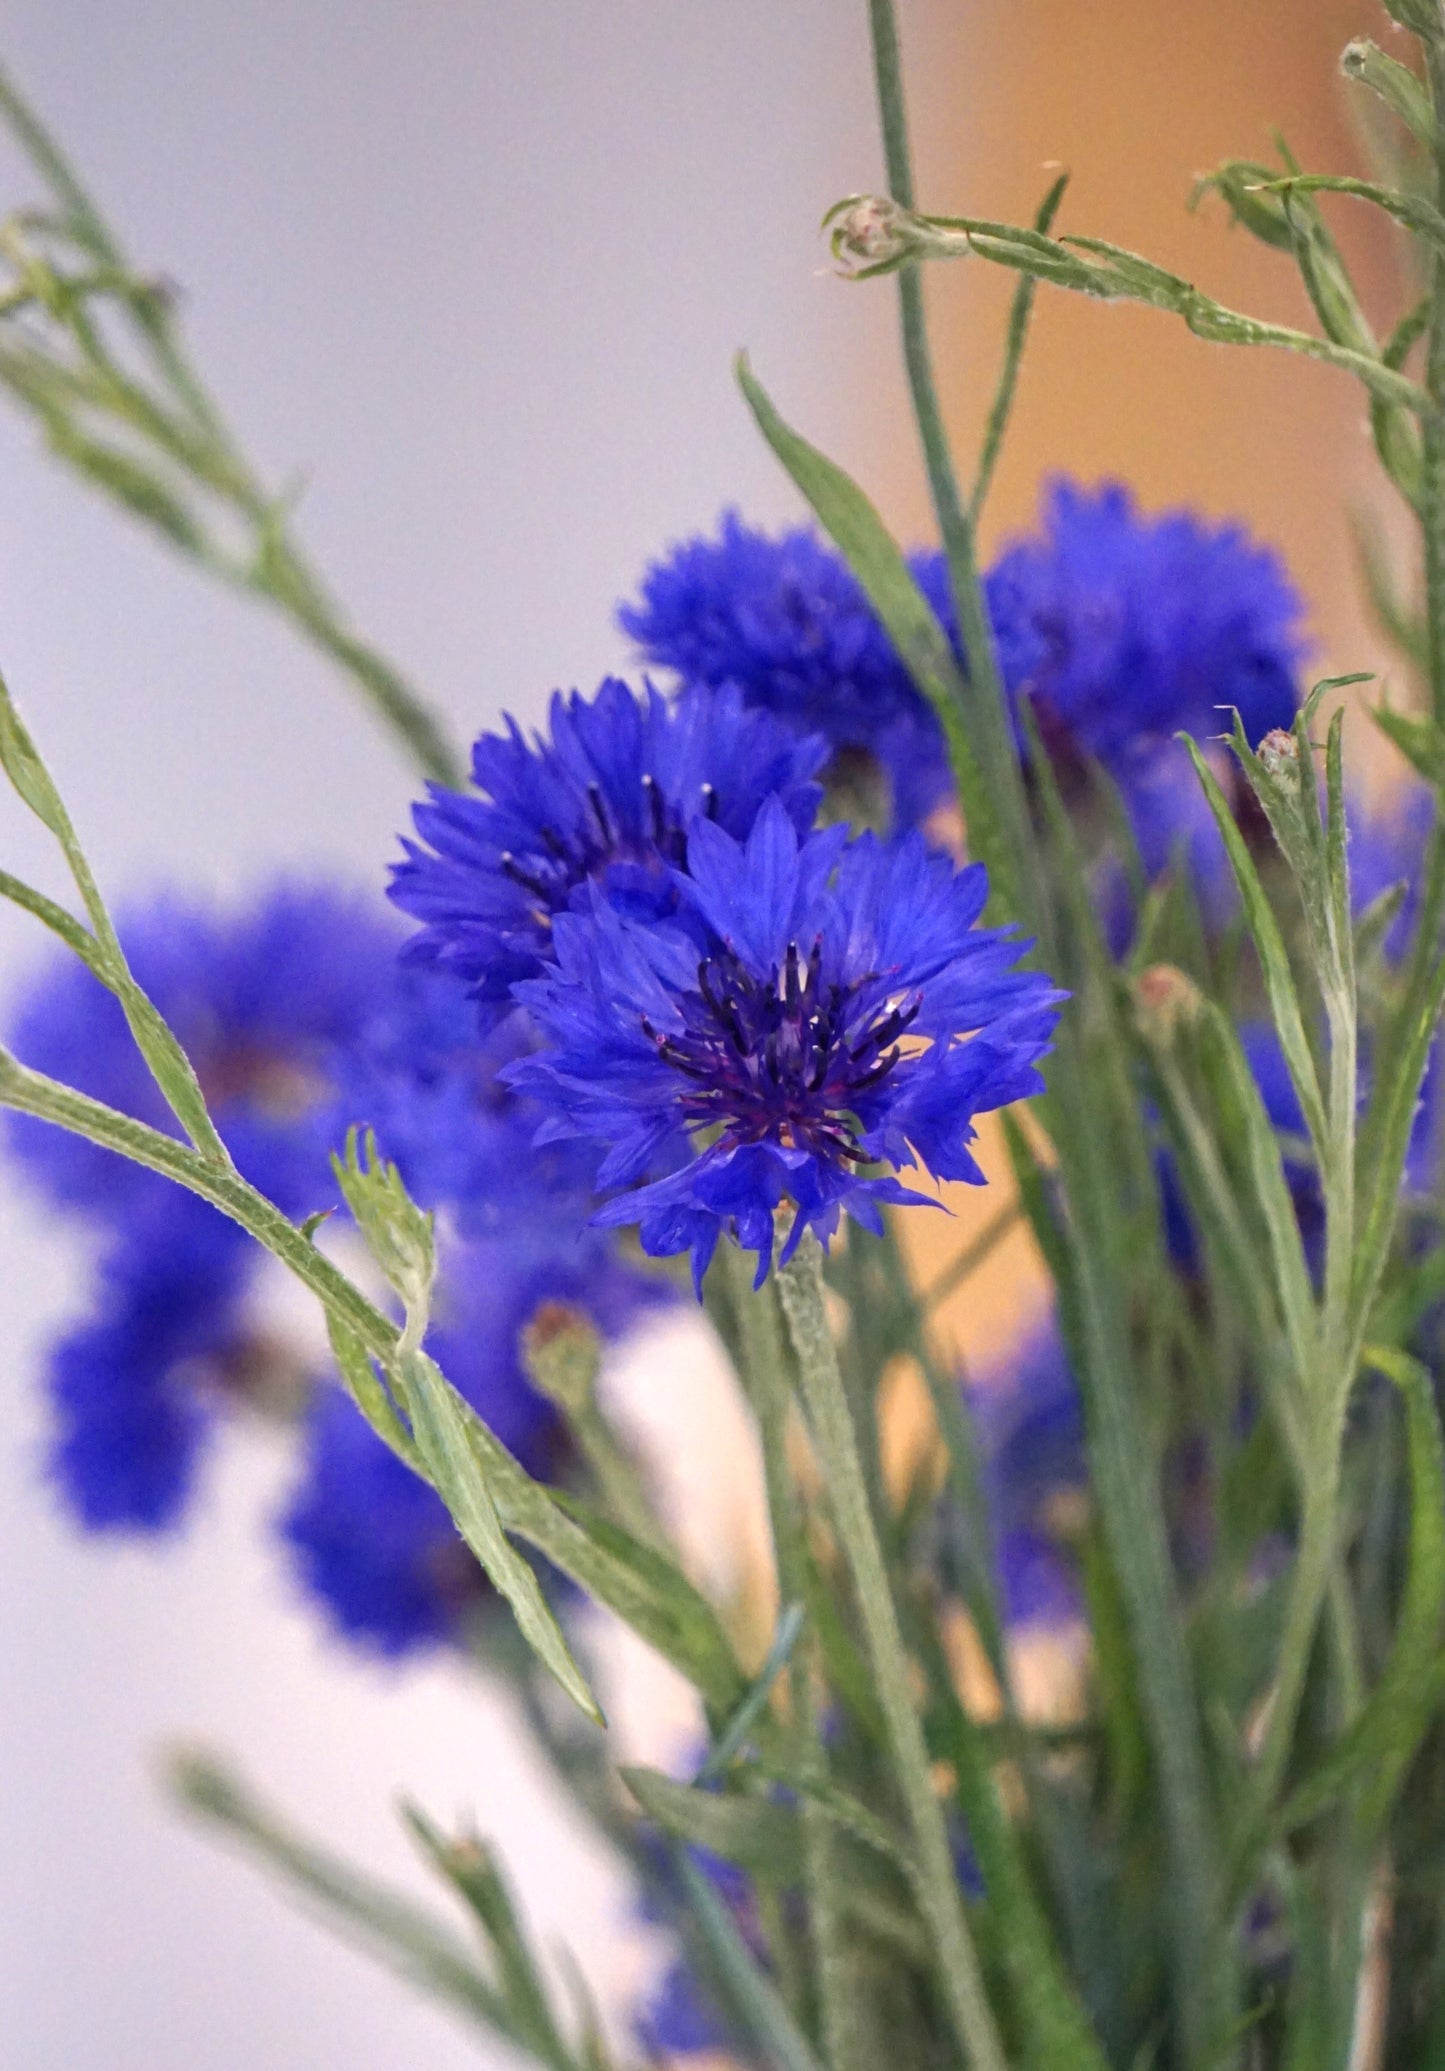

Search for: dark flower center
xmin=642 ymin=940 xmax=919 ymax=1164
xmin=499 ymin=773 xmax=719 ymax=928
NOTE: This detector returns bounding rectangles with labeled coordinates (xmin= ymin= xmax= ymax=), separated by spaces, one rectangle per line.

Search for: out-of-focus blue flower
xmin=510 ymin=798 xmax=1060 ymax=1292
xmin=988 ymin=479 xmax=1306 ymax=771
xmin=967 ymin=1321 xmax=1085 ymax=1629
xmin=47 ymin=1190 xmax=254 ymax=1530
xmin=6 ymin=883 xmax=401 ymax=1220
xmin=280 ymin=1223 xmax=654 ymax=1656
xmin=6 ymin=880 xmax=663 ymax=1545
xmin=620 ymin=513 xmax=956 ymax=830
xmin=389 ymin=677 xmax=827 ymax=1022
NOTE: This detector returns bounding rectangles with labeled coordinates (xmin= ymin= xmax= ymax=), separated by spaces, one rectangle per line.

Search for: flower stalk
xmin=777 ymin=1232 xmax=1008 ymax=2071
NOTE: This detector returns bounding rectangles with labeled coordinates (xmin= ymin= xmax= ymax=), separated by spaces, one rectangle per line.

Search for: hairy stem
xmin=732 ymin=1256 xmax=863 ymax=2071
xmin=777 ymin=1236 xmax=1007 ymax=2071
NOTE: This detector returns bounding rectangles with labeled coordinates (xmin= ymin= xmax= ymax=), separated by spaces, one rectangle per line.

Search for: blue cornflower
xmin=988 ymin=479 xmax=1306 ymax=771
xmin=619 ymin=512 xmax=956 ymax=830
xmin=968 ymin=1322 xmax=1086 ymax=1629
xmin=987 ymin=481 xmax=1307 ymax=907
xmin=47 ymin=1190 xmax=255 ymax=1530
xmin=280 ymin=1232 xmax=652 ymax=1657
xmin=6 ymin=882 xmax=401 ymax=1220
xmin=389 ymin=676 xmax=827 ymax=1021
xmin=510 ymin=796 xmax=1060 ymax=1291
xmin=5 ymin=880 xmax=653 ymax=1539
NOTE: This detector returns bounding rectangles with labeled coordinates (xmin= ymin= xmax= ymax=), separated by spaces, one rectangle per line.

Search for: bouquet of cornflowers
xmin=6 ymin=5 xmax=1445 ymax=2066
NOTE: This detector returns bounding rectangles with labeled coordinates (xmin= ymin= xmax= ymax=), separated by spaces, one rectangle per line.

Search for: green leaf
xmin=1282 ymin=1348 xmax=1445 ymax=1835
xmin=733 ymin=352 xmax=1013 ymax=912
xmin=1373 ymin=702 xmax=1445 ymax=794
xmin=839 ymin=199 xmax=1436 ymax=418
xmin=167 ymin=1749 xmax=516 ymax=2041
xmin=1179 ymin=736 xmax=1327 ymax=1157
xmin=1270 ymin=172 xmax=1419 ymax=319
xmin=538 ymin=1487 xmax=749 ymax=1715
xmin=332 ymin=1126 xmax=436 ymax=1347
xmin=402 ymin=1346 xmax=604 ymax=1727
xmin=324 ymin=1310 xmax=420 ymax=1471
xmin=698 ymin=1599 xmax=806 ymax=1781
xmin=1351 ymin=946 xmax=1445 ymax=1334
xmin=622 ymin=1766 xmax=804 ymax=1880
xmin=0 ymin=867 xmax=101 ymax=968
xmin=404 ymin=1808 xmax=578 ymax=2071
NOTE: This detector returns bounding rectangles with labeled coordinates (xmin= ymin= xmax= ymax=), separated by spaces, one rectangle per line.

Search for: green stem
xmin=777 ymin=1236 xmax=1008 ymax=2071
xmin=970 ymin=173 xmax=1068 ymax=526
xmin=732 ymin=1255 xmax=863 ymax=2071
xmin=1425 ymin=35 xmax=1445 ymax=726
xmin=864 ymin=0 xmax=1031 ymax=903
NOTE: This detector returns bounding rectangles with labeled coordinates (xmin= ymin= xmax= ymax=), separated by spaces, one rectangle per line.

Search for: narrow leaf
xmin=404 ymin=1347 xmax=604 ymax=1727
xmin=622 ymin=1767 xmax=804 ymax=1881
xmin=734 ymin=351 xmax=1013 ymax=909
xmin=1180 ymin=736 xmax=1327 ymax=1156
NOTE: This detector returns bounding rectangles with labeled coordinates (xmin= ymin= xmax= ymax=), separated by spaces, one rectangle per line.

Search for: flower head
xmin=47 ymin=1191 xmax=255 ymax=1531
xmin=511 ymin=796 xmax=1060 ymax=1291
xmin=6 ymin=878 xmax=664 ymax=1541
xmin=389 ymin=676 xmax=827 ymax=1021
xmin=987 ymin=479 xmax=1307 ymax=771
xmin=619 ymin=514 xmax=955 ymax=828
xmin=5 ymin=882 xmax=401 ymax=1220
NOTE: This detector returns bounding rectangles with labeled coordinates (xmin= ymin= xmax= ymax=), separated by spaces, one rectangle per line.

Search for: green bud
xmin=1342 ymin=39 xmax=1437 ymax=151
xmin=521 ymin=1300 xmax=603 ymax=1418
xmin=1132 ymin=964 xmax=1205 ymax=1046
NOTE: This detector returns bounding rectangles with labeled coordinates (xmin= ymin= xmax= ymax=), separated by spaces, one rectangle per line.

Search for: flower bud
xmin=1257 ymin=727 xmax=1301 ymax=788
xmin=1132 ymin=963 xmax=1204 ymax=1045
xmin=522 ymin=1300 xmax=602 ymax=1417
xmin=826 ymin=193 xmax=915 ymax=275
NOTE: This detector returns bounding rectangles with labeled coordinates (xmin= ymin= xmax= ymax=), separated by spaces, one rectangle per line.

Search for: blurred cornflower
xmin=620 ymin=511 xmax=956 ymax=830
xmin=989 ymin=479 xmax=1305 ymax=776
xmin=389 ymin=676 xmax=827 ymax=1022
xmin=510 ymin=796 xmax=1060 ymax=1291
xmin=967 ymin=1320 xmax=1086 ymax=1630
xmin=5 ymin=884 xmax=402 ymax=1527
xmin=5 ymin=879 xmax=660 ymax=1539
xmin=6 ymin=882 xmax=399 ymax=1219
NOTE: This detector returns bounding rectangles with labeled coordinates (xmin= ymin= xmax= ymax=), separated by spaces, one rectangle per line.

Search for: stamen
xmin=587 ymin=782 xmax=613 ymax=845
xmin=642 ymin=772 xmax=667 ymax=843
xmin=500 ymin=851 xmax=554 ymax=902
xmin=701 ymin=782 xmax=719 ymax=821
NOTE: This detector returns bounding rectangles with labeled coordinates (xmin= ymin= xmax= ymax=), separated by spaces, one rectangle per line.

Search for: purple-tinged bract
xmin=510 ymin=796 xmax=1061 ymax=1291
xmin=389 ymin=677 xmax=827 ymax=1022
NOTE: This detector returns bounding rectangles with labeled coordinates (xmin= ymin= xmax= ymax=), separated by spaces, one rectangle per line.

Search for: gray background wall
xmin=0 ymin=6 xmax=923 ymax=2065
